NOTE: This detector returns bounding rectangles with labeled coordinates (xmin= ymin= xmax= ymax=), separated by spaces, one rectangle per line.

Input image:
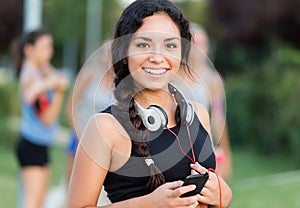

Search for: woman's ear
xmin=23 ymin=44 xmax=33 ymax=57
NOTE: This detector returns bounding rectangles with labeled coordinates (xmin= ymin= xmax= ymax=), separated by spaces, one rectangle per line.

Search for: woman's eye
xmin=136 ymin=43 xmax=150 ymax=48
xmin=166 ymin=43 xmax=177 ymax=49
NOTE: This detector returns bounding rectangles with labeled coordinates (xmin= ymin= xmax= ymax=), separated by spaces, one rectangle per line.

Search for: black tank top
xmin=102 ymin=106 xmax=216 ymax=203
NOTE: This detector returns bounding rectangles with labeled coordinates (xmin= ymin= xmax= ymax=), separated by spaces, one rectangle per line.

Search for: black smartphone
xmin=180 ymin=172 xmax=209 ymax=197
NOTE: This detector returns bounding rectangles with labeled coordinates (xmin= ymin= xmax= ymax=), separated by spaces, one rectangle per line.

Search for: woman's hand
xmin=146 ymin=180 xmax=200 ymax=208
xmin=47 ymin=71 xmax=69 ymax=92
xmin=190 ymin=162 xmax=232 ymax=208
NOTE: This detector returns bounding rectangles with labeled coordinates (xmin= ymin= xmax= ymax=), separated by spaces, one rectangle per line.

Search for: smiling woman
xmin=66 ymin=0 xmax=232 ymax=207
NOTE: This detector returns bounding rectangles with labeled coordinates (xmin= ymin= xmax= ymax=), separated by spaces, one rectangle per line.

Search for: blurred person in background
xmin=12 ymin=28 xmax=68 ymax=208
xmin=178 ymin=23 xmax=232 ymax=181
xmin=65 ymin=41 xmax=114 ymax=186
xmin=64 ymin=42 xmax=114 ymax=206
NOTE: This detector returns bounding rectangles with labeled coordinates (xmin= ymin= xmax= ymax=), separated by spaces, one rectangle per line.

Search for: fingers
xmin=201 ymin=172 xmax=217 ymax=195
xmin=159 ymin=182 xmax=200 ymax=207
xmin=177 ymin=194 xmax=200 ymax=208
xmin=164 ymin=180 xmax=184 ymax=190
xmin=191 ymin=169 xmax=197 ymax=175
xmin=196 ymin=192 xmax=211 ymax=205
xmin=197 ymin=185 xmax=217 ymax=205
xmin=173 ymin=184 xmax=196 ymax=197
xmin=198 ymin=172 xmax=222 ymax=206
xmin=190 ymin=162 xmax=207 ymax=174
xmin=177 ymin=201 xmax=199 ymax=208
xmin=189 ymin=163 xmax=220 ymax=206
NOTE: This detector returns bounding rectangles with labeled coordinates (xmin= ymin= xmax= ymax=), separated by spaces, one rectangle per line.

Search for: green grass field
xmin=229 ymin=150 xmax=300 ymax=207
xmin=0 ymin=135 xmax=299 ymax=207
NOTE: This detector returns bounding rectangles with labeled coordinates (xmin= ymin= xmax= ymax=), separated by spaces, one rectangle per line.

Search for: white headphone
xmin=134 ymin=84 xmax=194 ymax=131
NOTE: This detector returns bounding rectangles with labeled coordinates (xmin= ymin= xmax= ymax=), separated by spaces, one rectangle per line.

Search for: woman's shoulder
xmin=90 ymin=111 xmax=130 ymax=144
xmin=20 ymin=66 xmax=39 ymax=84
xmin=79 ymin=111 xmax=131 ymax=171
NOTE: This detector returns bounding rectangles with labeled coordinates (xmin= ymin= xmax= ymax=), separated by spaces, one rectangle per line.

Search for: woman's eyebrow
xmin=132 ymin=36 xmax=152 ymax=42
xmin=164 ymin=37 xmax=180 ymax=42
xmin=132 ymin=36 xmax=180 ymax=42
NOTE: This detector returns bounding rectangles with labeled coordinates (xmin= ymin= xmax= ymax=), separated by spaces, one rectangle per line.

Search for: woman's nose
xmin=149 ymin=52 xmax=164 ymax=63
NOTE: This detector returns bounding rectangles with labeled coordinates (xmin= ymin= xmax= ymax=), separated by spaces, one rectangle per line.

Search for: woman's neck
xmin=135 ymin=88 xmax=171 ymax=106
xmin=135 ymin=88 xmax=178 ymax=127
xmin=24 ymin=59 xmax=40 ymax=71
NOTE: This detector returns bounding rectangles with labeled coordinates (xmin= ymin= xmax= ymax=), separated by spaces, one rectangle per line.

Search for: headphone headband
xmin=168 ymin=83 xmax=185 ymax=104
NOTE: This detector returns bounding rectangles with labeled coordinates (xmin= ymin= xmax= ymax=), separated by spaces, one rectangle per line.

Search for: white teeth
xmin=143 ymin=68 xmax=167 ymax=75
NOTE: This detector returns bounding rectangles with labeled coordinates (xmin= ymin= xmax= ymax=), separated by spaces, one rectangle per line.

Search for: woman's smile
xmin=142 ymin=67 xmax=168 ymax=75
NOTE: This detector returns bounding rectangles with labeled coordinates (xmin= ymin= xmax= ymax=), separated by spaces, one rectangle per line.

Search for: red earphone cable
xmin=166 ymin=126 xmax=196 ymax=164
xmin=208 ymin=168 xmax=223 ymax=208
xmin=185 ymin=123 xmax=196 ymax=164
xmin=166 ymin=126 xmax=222 ymax=208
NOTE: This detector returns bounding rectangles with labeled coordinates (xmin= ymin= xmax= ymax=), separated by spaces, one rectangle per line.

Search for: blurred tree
xmin=208 ymin=0 xmax=300 ymax=74
xmin=43 ymin=0 xmax=86 ymax=67
xmin=226 ymin=46 xmax=300 ymax=161
xmin=43 ymin=0 xmax=122 ymax=70
xmin=44 ymin=0 xmax=86 ymax=46
xmin=176 ymin=0 xmax=209 ymax=27
xmin=0 ymin=0 xmax=23 ymax=54
xmin=102 ymin=0 xmax=123 ymax=40
xmin=210 ymin=0 xmax=300 ymax=48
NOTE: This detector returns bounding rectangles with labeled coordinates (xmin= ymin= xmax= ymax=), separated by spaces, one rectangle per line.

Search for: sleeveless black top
xmin=102 ymin=106 xmax=216 ymax=203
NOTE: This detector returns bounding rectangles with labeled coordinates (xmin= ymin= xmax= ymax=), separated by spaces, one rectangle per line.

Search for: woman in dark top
xmin=66 ymin=0 xmax=232 ymax=207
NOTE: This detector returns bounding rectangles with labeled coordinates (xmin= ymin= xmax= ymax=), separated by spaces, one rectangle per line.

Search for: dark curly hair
xmin=111 ymin=0 xmax=191 ymax=192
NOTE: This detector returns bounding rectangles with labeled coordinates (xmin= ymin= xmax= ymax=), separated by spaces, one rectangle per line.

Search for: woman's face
xmin=26 ymin=34 xmax=54 ymax=66
xmin=127 ymin=13 xmax=181 ymax=90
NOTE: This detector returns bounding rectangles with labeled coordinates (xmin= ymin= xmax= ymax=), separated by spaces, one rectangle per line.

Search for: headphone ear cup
xmin=146 ymin=105 xmax=168 ymax=131
xmin=186 ymin=102 xmax=194 ymax=125
xmin=134 ymin=100 xmax=168 ymax=131
xmin=176 ymin=100 xmax=194 ymax=125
